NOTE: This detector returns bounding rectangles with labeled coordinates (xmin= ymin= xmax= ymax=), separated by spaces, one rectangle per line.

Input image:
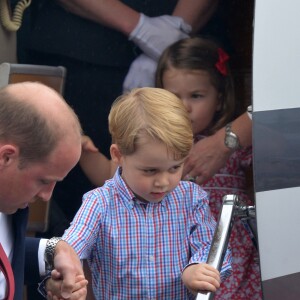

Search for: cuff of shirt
xmin=37 ymin=271 xmax=51 ymax=298
xmin=38 ymin=238 xmax=48 ymax=276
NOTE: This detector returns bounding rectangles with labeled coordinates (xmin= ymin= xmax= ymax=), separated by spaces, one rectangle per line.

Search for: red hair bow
xmin=215 ymin=48 xmax=229 ymax=76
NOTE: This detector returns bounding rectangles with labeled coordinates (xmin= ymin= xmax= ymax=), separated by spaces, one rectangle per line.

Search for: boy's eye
xmin=143 ymin=169 xmax=156 ymax=174
xmin=170 ymin=165 xmax=182 ymax=173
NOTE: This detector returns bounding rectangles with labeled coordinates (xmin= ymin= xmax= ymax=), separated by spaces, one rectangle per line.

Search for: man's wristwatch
xmin=44 ymin=237 xmax=62 ymax=272
xmin=224 ymin=122 xmax=241 ymax=150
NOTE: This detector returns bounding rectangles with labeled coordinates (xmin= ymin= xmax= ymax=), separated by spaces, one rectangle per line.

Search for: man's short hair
xmin=0 ymin=83 xmax=81 ymax=166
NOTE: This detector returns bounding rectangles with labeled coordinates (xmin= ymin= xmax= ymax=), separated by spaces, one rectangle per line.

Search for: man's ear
xmin=110 ymin=144 xmax=122 ymax=165
xmin=0 ymin=144 xmax=19 ymax=168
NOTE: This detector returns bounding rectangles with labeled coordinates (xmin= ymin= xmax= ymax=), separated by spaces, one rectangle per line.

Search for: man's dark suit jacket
xmin=23 ymin=0 xmax=178 ymax=67
xmin=11 ymin=208 xmax=40 ymax=300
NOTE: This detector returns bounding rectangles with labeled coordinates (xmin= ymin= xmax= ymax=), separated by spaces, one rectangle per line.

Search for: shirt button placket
xmin=146 ymin=205 xmax=155 ymax=299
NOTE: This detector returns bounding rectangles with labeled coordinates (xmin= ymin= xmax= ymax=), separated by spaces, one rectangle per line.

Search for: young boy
xmin=60 ymin=87 xmax=232 ymax=299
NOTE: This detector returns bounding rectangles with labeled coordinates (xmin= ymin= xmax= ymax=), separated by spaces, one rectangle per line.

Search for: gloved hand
xmin=129 ymin=13 xmax=192 ymax=61
xmin=123 ymin=54 xmax=157 ymax=92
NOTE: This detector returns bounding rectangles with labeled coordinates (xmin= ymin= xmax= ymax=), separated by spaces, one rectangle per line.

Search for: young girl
xmin=155 ymin=36 xmax=261 ymax=300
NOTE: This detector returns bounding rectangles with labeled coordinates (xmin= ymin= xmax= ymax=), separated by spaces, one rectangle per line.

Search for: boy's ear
xmin=110 ymin=144 xmax=122 ymax=164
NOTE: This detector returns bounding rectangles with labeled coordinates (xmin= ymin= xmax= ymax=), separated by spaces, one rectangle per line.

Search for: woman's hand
xmin=183 ymin=131 xmax=231 ymax=184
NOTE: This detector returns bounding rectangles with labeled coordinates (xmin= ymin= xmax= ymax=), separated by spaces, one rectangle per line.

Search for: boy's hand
xmin=81 ymin=135 xmax=99 ymax=152
xmin=182 ymin=263 xmax=220 ymax=295
xmin=46 ymin=270 xmax=88 ymax=300
xmin=52 ymin=241 xmax=86 ymax=298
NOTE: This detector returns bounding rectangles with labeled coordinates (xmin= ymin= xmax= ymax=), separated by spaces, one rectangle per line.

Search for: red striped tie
xmin=0 ymin=243 xmax=15 ymax=300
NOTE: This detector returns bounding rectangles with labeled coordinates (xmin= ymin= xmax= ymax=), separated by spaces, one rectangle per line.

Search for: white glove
xmin=129 ymin=13 xmax=192 ymax=61
xmin=123 ymin=54 xmax=157 ymax=92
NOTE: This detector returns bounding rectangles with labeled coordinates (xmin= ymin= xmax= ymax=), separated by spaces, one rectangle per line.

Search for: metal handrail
xmin=196 ymin=194 xmax=238 ymax=300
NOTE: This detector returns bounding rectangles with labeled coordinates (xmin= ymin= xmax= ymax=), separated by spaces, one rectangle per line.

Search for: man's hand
xmin=123 ymin=54 xmax=157 ymax=92
xmin=183 ymin=132 xmax=231 ymax=184
xmin=46 ymin=271 xmax=87 ymax=300
xmin=53 ymin=241 xmax=86 ymax=299
xmin=182 ymin=263 xmax=220 ymax=295
xmin=129 ymin=13 xmax=191 ymax=61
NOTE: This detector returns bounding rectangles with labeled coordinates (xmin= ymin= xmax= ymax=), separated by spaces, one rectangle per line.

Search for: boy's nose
xmin=154 ymin=173 xmax=169 ymax=187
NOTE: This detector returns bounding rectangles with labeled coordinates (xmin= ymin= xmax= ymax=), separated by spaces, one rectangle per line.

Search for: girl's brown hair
xmin=156 ymin=36 xmax=238 ymax=135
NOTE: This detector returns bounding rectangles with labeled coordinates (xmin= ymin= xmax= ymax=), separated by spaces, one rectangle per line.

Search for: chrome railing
xmin=196 ymin=194 xmax=238 ymax=300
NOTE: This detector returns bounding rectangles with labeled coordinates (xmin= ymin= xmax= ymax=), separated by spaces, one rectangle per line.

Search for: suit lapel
xmin=11 ymin=208 xmax=28 ymax=300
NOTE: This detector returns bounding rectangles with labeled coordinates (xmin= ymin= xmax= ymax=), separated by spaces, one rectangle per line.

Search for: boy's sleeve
xmin=62 ymin=191 xmax=103 ymax=258
xmin=187 ymin=188 xmax=232 ymax=281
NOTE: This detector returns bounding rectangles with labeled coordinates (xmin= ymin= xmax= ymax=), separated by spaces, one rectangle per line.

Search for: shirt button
xmin=149 ymin=255 xmax=155 ymax=262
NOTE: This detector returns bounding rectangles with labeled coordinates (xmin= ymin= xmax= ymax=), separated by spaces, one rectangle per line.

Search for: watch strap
xmin=225 ymin=122 xmax=233 ymax=134
xmin=44 ymin=237 xmax=62 ymax=272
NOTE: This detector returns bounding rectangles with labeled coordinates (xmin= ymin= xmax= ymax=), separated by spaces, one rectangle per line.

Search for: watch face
xmin=225 ymin=132 xmax=239 ymax=149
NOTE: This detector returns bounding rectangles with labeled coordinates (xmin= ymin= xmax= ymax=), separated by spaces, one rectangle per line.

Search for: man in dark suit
xmin=0 ymin=82 xmax=87 ymax=299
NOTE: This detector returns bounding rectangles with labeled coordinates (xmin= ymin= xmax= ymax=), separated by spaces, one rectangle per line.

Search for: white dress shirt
xmin=0 ymin=212 xmax=13 ymax=299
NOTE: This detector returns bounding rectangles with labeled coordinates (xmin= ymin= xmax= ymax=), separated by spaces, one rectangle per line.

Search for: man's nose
xmin=36 ymin=182 xmax=56 ymax=202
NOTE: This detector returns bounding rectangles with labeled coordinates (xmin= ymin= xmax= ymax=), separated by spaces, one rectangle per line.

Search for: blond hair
xmin=109 ymin=87 xmax=193 ymax=160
